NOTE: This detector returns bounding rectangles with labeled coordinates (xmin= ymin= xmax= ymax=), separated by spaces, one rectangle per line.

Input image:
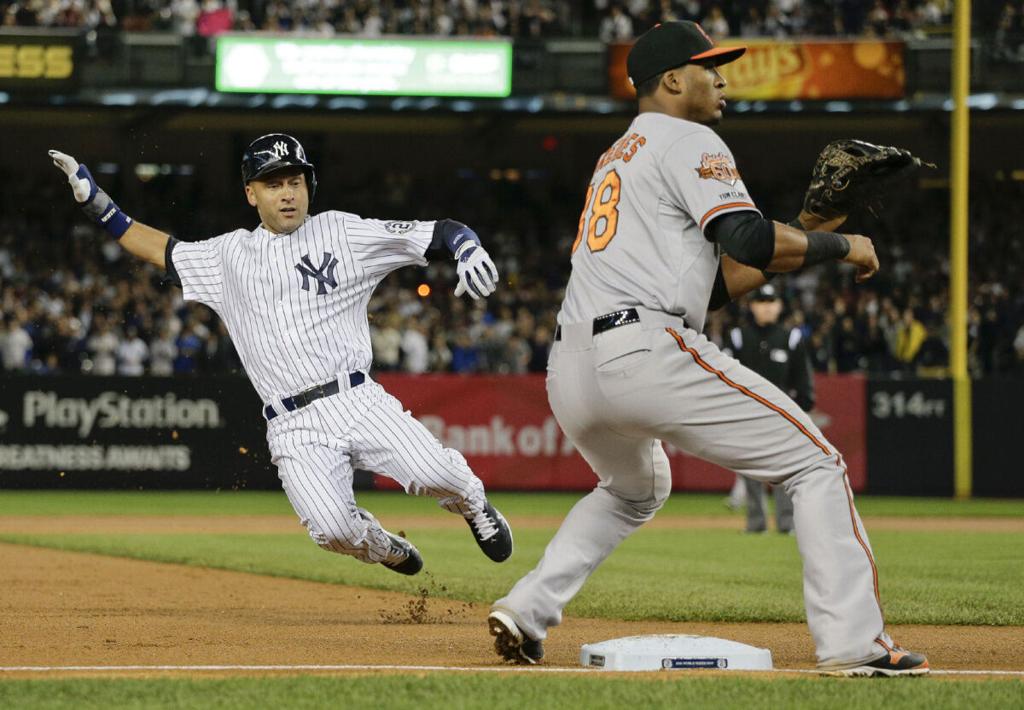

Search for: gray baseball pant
xmin=493 ymin=309 xmax=892 ymax=668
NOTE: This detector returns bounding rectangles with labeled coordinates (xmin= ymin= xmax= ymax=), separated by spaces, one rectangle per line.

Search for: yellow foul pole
xmin=950 ymin=0 xmax=972 ymax=498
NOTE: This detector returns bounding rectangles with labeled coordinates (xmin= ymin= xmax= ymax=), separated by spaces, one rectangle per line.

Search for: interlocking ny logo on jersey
xmin=295 ymin=252 xmax=339 ymax=295
xmin=696 ymin=152 xmax=741 ymax=186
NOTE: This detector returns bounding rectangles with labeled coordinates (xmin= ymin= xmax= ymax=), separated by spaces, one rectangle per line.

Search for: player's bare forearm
xmin=767 ymin=221 xmax=876 ymax=281
xmin=720 ymin=255 xmax=767 ymax=300
xmin=118 ymin=222 xmax=170 ymax=269
xmin=794 ymin=210 xmax=847 ymax=232
xmin=766 ymin=221 xmax=811 ymax=272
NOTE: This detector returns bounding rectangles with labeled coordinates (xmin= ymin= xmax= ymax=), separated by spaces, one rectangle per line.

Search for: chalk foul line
xmin=0 ymin=664 xmax=1021 ymax=677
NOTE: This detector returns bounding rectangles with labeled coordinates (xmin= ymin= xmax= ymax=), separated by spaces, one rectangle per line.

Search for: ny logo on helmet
xmin=295 ymin=252 xmax=339 ymax=295
xmin=258 ymin=141 xmax=290 ymax=161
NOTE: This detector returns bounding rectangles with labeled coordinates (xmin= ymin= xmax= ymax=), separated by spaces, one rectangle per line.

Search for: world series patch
xmin=384 ymin=221 xmax=415 ymax=234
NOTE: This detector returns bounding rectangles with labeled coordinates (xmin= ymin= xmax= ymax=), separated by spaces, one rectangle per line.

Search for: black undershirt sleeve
xmin=427 ymin=218 xmax=476 ymax=262
xmin=163 ymin=236 xmax=181 ymax=288
xmin=707 ymin=264 xmax=730 ymax=311
xmin=705 ymin=211 xmax=775 ymax=271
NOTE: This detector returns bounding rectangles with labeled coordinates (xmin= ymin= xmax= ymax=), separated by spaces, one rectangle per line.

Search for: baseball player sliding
xmin=488 ymin=22 xmax=929 ymax=676
xmin=49 ymin=133 xmax=512 ymax=575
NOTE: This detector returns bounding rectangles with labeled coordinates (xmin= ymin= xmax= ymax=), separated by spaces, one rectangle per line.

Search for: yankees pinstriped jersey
xmin=170 ymin=211 xmax=433 ymax=402
xmin=561 ymin=111 xmax=760 ymax=332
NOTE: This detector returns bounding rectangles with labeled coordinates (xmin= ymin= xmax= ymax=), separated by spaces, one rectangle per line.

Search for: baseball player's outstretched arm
xmin=49 ymin=150 xmax=170 ymax=269
xmin=770 ymin=220 xmax=878 ymax=283
xmin=432 ymin=219 xmax=499 ymax=300
xmin=707 ymin=211 xmax=878 ymax=284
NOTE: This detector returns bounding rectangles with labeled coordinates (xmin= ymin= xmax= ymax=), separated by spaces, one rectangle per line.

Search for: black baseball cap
xmin=752 ymin=284 xmax=781 ymax=302
xmin=627 ymin=21 xmax=746 ymax=87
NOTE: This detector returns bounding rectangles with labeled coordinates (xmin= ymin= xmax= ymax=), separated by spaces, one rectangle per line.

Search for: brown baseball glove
xmin=803 ymin=139 xmax=936 ymax=220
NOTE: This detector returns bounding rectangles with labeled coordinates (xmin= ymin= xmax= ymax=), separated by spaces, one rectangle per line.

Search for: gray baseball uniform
xmin=494 ymin=112 xmax=894 ymax=669
xmin=172 ymin=211 xmax=487 ymax=564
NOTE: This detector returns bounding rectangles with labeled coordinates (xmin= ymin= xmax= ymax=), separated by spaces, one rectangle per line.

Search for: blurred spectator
xmin=150 ymin=325 xmax=177 ymax=376
xmin=702 ymin=4 xmax=730 ymax=38
xmin=401 ymin=320 xmax=430 ymax=374
xmin=117 ymin=325 xmax=149 ymax=376
xmin=894 ymin=308 xmax=927 ymax=370
xmin=740 ymin=5 xmax=764 ymax=37
xmin=2 ymin=153 xmax=1023 ymax=382
xmin=86 ymin=316 xmax=119 ymax=375
xmin=599 ymin=3 xmax=632 ymax=42
xmin=1 ymin=315 xmax=32 ymax=371
xmin=0 ymin=0 xmax=958 ymax=40
xmin=1014 ymin=324 xmax=1024 ymax=368
xmin=451 ymin=332 xmax=480 ymax=373
xmin=429 ymin=331 xmax=453 ymax=371
xmin=372 ymin=313 xmax=403 ymax=371
xmin=205 ymin=321 xmax=241 ymax=374
xmin=173 ymin=322 xmax=203 ymax=374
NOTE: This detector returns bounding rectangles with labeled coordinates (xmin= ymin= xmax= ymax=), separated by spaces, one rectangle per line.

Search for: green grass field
xmin=2 ymin=492 xmax=1022 ymax=625
xmin=2 ymin=489 xmax=1022 ymax=517
xmin=2 ymin=491 xmax=1022 ymax=708
xmin=1 ymin=675 xmax=1023 ymax=710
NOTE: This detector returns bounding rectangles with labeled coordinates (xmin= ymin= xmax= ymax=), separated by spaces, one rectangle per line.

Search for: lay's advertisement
xmin=609 ymin=40 xmax=905 ymax=101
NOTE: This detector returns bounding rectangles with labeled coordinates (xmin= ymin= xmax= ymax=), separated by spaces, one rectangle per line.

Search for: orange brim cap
xmin=689 ymin=46 xmax=747 ymax=66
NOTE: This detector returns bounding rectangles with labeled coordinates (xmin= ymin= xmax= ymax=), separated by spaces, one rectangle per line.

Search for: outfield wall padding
xmin=13 ymin=372 xmax=1024 ymax=496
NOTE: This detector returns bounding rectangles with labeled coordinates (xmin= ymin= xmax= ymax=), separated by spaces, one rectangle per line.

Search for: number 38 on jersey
xmin=572 ymin=170 xmax=622 ymax=255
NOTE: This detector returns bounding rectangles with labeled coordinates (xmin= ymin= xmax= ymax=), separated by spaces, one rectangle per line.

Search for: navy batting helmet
xmin=240 ymin=133 xmax=317 ymax=200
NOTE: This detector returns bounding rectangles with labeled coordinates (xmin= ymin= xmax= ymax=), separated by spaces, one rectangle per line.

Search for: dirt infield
xmin=2 ymin=540 xmax=1022 ymax=678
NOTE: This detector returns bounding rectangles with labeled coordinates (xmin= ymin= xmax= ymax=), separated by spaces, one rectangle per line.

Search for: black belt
xmin=264 ymin=371 xmax=365 ymax=420
xmin=554 ymin=308 xmax=642 ymax=342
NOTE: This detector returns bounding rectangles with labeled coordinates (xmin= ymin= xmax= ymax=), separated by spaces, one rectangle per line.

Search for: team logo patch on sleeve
xmin=384 ymin=221 xmax=415 ymax=234
xmin=696 ymin=153 xmax=741 ymax=186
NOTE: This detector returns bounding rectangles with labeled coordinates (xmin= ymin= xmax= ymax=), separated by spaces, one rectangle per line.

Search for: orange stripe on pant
xmin=665 ymin=327 xmax=831 ymax=455
xmin=843 ymin=467 xmax=883 ymax=613
xmin=666 ymin=327 xmax=885 ymax=616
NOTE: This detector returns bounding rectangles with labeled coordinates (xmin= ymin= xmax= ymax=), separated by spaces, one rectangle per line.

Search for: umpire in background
xmin=726 ymin=284 xmax=815 ymax=533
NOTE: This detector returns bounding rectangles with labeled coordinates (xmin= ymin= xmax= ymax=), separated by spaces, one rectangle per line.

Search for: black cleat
xmin=823 ymin=646 xmax=930 ymax=677
xmin=465 ymin=501 xmax=513 ymax=562
xmin=381 ymin=532 xmax=423 ymax=576
xmin=488 ymin=610 xmax=543 ymax=665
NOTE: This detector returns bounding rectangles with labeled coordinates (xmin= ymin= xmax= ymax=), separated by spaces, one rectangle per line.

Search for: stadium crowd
xmin=2 ymin=164 xmax=1023 ymax=380
xmin=2 ymin=0 xmax=979 ymax=42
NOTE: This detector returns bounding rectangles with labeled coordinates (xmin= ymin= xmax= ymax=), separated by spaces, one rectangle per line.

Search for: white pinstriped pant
xmin=265 ymin=378 xmax=486 ymax=565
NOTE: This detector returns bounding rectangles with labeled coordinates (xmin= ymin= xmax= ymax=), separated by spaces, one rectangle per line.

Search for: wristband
xmin=77 ymin=164 xmax=133 ymax=239
xmin=804 ymin=231 xmax=850 ymax=267
xmin=92 ymin=198 xmax=133 ymax=240
xmin=432 ymin=218 xmax=480 ymax=257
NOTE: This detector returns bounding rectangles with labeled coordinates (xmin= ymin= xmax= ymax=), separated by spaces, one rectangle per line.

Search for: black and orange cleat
xmin=823 ymin=646 xmax=930 ymax=677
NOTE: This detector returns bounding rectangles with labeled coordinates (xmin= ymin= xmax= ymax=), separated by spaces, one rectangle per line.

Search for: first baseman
xmin=49 ymin=133 xmax=513 ymax=575
xmin=488 ymin=22 xmax=928 ymax=676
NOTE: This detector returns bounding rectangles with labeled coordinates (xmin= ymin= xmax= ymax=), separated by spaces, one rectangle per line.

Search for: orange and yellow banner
xmin=609 ymin=39 xmax=905 ymax=101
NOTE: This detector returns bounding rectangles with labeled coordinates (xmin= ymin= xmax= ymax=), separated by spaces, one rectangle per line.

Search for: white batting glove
xmin=454 ymin=243 xmax=499 ymax=300
xmin=49 ymin=149 xmax=134 ymax=239
xmin=49 ymin=150 xmax=95 ymax=203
